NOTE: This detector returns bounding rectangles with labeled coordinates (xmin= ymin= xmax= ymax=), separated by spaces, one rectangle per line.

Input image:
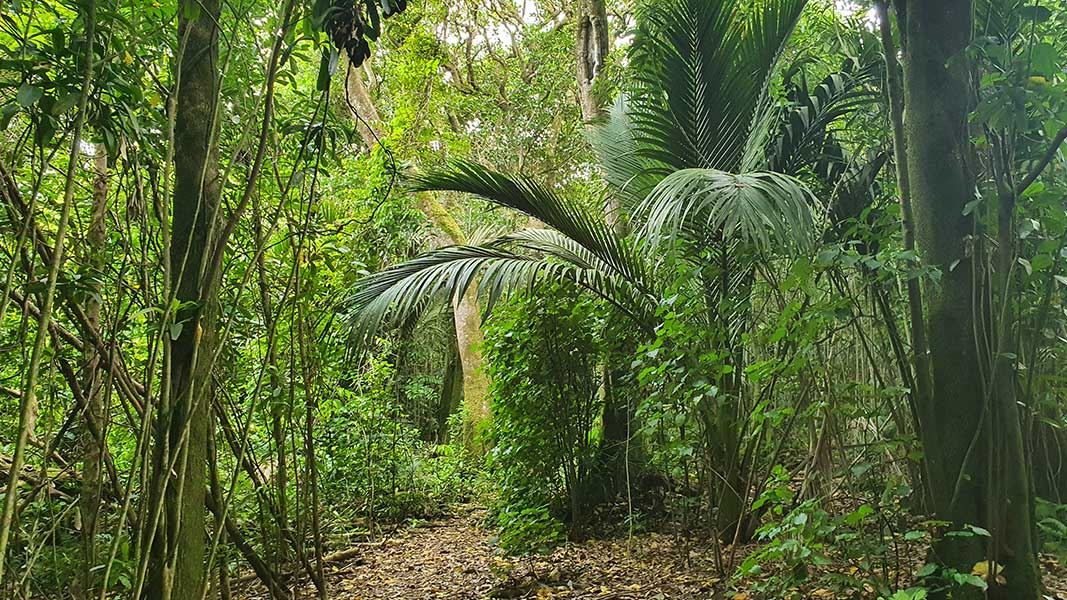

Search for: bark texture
xmin=902 ymin=1 xmax=1040 ymax=597
xmin=78 ymin=145 xmax=109 ymax=598
xmin=575 ymin=0 xmax=608 ymax=123
xmin=144 ymin=0 xmax=221 ymax=595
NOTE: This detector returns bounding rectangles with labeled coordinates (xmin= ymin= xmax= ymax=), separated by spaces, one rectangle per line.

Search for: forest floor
xmin=237 ymin=504 xmax=1067 ymax=599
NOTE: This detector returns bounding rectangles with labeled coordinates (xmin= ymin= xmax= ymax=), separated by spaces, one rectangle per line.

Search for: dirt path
xmin=324 ymin=508 xmax=498 ymax=599
xmin=237 ymin=505 xmax=727 ymax=599
xmin=237 ymin=506 xmax=1067 ymax=600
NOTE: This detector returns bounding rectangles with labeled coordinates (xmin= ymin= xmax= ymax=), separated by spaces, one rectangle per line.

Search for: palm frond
xmin=638 ymin=169 xmax=817 ymax=252
xmin=769 ymin=63 xmax=880 ymax=176
xmin=587 ymin=96 xmax=668 ymax=209
xmin=825 ymin=150 xmax=889 ymax=239
xmin=409 ymin=161 xmax=649 ymax=286
xmin=345 ymin=239 xmax=659 ymax=348
xmin=626 ymin=0 xmax=808 ymax=173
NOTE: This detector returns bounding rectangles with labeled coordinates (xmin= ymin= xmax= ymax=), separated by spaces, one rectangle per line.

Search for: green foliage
xmin=736 ymin=466 xmax=919 ymax=599
xmin=6 ymin=0 xmax=1067 ymax=595
xmin=492 ymin=505 xmax=568 ymax=555
xmin=1037 ymin=498 xmax=1067 ymax=561
xmin=317 ymin=355 xmax=477 ymax=521
xmin=483 ymin=282 xmax=604 ymax=552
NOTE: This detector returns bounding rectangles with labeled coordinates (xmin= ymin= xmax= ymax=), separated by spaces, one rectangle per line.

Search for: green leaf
xmin=363 ymin=0 xmax=381 ymax=40
xmin=1031 ymin=253 xmax=1053 ymax=272
xmin=182 ymin=0 xmax=201 ymax=20
xmin=916 ymin=563 xmax=937 ymax=578
xmin=0 ymin=103 xmax=18 ymax=130
xmin=1019 ymin=5 xmax=1052 ymax=22
xmin=51 ymin=92 xmax=79 ymax=115
xmin=16 ymin=83 xmax=42 ymax=108
xmin=1030 ymin=43 xmax=1058 ymax=77
xmin=316 ymin=48 xmax=334 ymax=91
xmin=953 ymin=572 xmax=987 ymax=591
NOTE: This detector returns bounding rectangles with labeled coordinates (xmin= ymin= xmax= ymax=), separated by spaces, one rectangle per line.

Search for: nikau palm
xmin=345 ymin=0 xmax=872 ymax=540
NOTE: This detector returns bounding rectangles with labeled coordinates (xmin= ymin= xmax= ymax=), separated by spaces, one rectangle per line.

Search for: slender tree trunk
xmin=78 ymin=144 xmax=109 ymax=599
xmin=902 ymin=2 xmax=1040 ymax=597
xmin=577 ymin=4 xmax=635 ymax=499
xmin=436 ymin=330 xmax=463 ymax=443
xmin=876 ymin=0 xmax=932 ymax=511
xmin=0 ymin=0 xmax=96 ymax=584
xmin=876 ymin=0 xmax=932 ymax=422
xmin=575 ymin=0 xmax=608 ymax=124
xmin=143 ymin=0 xmax=221 ymax=595
xmin=253 ymin=197 xmax=289 ymax=580
xmin=297 ymin=293 xmax=326 ymax=600
xmin=342 ymin=64 xmax=492 ymax=454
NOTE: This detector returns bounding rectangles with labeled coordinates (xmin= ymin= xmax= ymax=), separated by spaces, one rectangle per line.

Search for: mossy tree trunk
xmin=901 ymin=1 xmax=1040 ymax=597
xmin=78 ymin=144 xmax=109 ymax=599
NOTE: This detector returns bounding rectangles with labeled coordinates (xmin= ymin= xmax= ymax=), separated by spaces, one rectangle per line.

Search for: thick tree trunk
xmin=143 ymin=0 xmax=221 ymax=596
xmin=902 ymin=2 xmax=1040 ymax=597
xmin=452 ymin=283 xmax=489 ymax=451
xmin=345 ymin=61 xmax=384 ymax=152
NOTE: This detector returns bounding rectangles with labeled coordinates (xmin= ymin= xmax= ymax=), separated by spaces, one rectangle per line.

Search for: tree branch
xmin=1015 ymin=126 xmax=1067 ymax=197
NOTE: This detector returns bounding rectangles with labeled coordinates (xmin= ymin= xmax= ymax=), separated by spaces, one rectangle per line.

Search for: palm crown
xmin=344 ymin=0 xmax=878 ymax=344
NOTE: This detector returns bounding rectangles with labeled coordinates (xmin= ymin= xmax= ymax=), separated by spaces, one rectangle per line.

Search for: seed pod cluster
xmin=326 ymin=3 xmax=371 ymax=66
xmin=325 ymin=0 xmax=406 ymax=67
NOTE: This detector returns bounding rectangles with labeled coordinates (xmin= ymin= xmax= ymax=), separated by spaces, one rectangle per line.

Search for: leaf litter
xmin=236 ymin=504 xmax=1067 ymax=599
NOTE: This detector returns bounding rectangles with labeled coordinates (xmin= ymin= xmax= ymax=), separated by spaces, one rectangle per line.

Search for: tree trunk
xmin=876 ymin=0 xmax=932 ymax=512
xmin=341 ymin=67 xmax=492 ymax=454
xmin=436 ymin=333 xmax=463 ymax=444
xmin=252 ymin=196 xmax=289 ymax=577
xmin=452 ymin=283 xmax=489 ymax=451
xmin=575 ymin=0 xmax=608 ymax=123
xmin=0 ymin=0 xmax=96 ymax=585
xmin=345 ymin=60 xmax=384 ymax=152
xmin=77 ymin=144 xmax=109 ymax=599
xmin=902 ymin=1 xmax=1040 ymax=597
xmin=597 ymin=365 xmax=630 ymax=496
xmin=143 ymin=0 xmax=221 ymax=595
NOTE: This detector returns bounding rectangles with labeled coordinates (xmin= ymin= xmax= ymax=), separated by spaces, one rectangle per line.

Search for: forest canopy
xmin=2 ymin=0 xmax=1067 ymax=598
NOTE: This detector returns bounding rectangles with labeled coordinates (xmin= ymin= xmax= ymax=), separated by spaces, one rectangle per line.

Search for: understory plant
xmin=483 ymin=282 xmax=604 ymax=551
